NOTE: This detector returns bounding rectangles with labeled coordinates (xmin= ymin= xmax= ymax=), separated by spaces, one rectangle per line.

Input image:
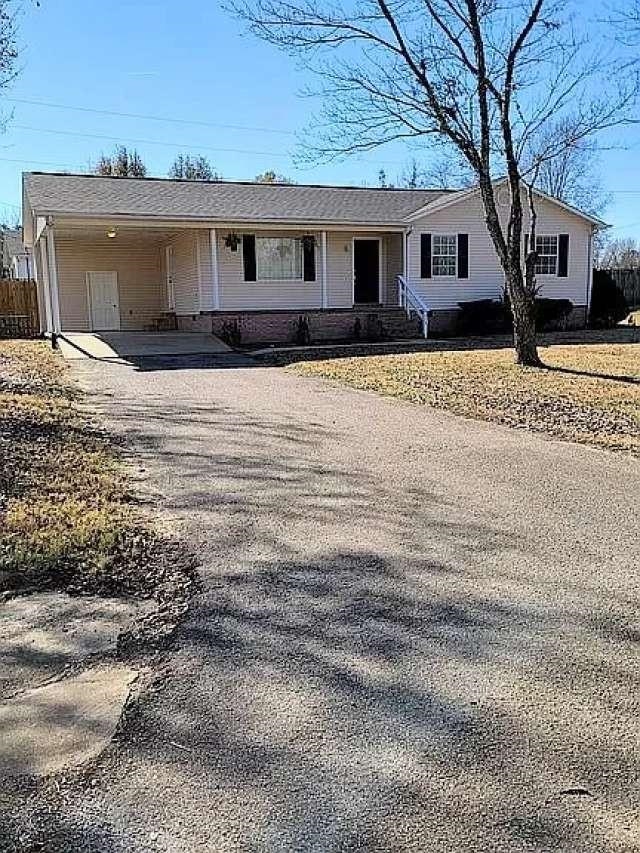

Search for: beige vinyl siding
xmin=408 ymin=194 xmax=591 ymax=309
xmin=169 ymin=231 xmax=200 ymax=315
xmin=198 ymin=231 xmax=214 ymax=310
xmin=326 ymin=232 xmax=353 ymax=308
xmin=325 ymin=231 xmax=402 ymax=309
xmin=383 ymin=233 xmax=403 ymax=305
xmin=218 ymin=229 xmax=322 ymax=310
xmin=55 ymin=237 xmax=164 ymax=331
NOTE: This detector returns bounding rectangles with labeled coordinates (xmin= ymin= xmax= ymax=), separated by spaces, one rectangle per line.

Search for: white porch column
xmin=321 ymin=230 xmax=328 ymax=309
xmin=210 ymin=228 xmax=220 ymax=310
xmin=403 ymin=229 xmax=410 ymax=280
xmin=38 ymin=237 xmax=53 ymax=334
xmin=32 ymin=240 xmax=47 ymax=334
xmin=46 ymin=228 xmax=62 ymax=335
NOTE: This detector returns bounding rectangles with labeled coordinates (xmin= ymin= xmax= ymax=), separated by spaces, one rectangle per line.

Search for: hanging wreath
xmin=224 ymin=233 xmax=241 ymax=252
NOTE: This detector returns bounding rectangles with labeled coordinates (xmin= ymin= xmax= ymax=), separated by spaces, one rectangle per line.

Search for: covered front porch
xmin=33 ymin=216 xmax=422 ymax=345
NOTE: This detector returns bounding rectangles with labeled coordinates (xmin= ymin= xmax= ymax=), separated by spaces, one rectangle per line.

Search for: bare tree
xmin=525 ymin=119 xmax=611 ymax=217
xmin=231 ymin=0 xmax=638 ymax=365
xmin=0 ymin=1 xmax=18 ymax=129
xmin=398 ymin=155 xmax=475 ymax=190
xmin=94 ymin=146 xmax=147 ymax=177
xmin=254 ymin=169 xmax=294 ymax=183
xmin=169 ymin=154 xmax=220 ymax=181
xmin=598 ymin=237 xmax=640 ymax=269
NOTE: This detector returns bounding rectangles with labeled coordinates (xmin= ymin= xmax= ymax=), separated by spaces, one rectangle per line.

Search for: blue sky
xmin=1 ymin=0 xmax=639 ymax=238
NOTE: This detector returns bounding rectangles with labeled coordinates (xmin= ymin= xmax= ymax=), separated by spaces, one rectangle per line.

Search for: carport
xmin=57 ymin=331 xmax=230 ymax=360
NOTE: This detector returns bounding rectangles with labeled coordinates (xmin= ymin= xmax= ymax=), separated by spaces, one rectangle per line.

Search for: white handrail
xmin=397 ymin=275 xmax=429 ymax=338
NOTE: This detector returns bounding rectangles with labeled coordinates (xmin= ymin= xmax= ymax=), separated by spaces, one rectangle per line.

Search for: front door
xmin=353 ymin=239 xmax=380 ymax=304
xmin=87 ymin=271 xmax=120 ymax=330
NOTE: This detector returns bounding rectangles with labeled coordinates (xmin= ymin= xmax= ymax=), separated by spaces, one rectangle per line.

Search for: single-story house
xmin=1 ymin=228 xmax=32 ymax=280
xmin=22 ymin=172 xmax=602 ymax=344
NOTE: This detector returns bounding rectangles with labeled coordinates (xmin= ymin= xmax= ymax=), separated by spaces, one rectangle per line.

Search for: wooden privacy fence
xmin=0 ymin=279 xmax=39 ymax=339
xmin=602 ymin=268 xmax=640 ymax=308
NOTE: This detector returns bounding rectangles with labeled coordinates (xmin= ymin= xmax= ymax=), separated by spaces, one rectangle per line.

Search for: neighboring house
xmin=1 ymin=229 xmax=32 ymax=280
xmin=22 ymin=172 xmax=602 ymax=344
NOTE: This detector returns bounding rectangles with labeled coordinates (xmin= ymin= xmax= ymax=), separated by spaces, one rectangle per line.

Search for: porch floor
xmin=58 ymin=332 xmax=230 ymax=361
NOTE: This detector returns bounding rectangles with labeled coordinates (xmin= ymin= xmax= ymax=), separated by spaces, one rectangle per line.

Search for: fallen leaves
xmin=291 ymin=343 xmax=639 ymax=455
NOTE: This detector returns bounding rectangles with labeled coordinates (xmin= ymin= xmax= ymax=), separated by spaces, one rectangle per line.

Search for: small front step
xmin=357 ymin=308 xmax=423 ymax=340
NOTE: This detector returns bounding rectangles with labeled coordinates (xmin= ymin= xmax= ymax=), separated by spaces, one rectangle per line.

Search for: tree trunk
xmin=505 ymin=268 xmax=542 ymax=366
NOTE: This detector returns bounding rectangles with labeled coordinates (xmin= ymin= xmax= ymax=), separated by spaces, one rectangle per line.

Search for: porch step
xmin=356 ymin=308 xmax=423 ymax=340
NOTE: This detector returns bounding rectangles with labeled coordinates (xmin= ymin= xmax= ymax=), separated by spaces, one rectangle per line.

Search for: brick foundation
xmin=427 ymin=303 xmax=588 ymax=337
xmin=177 ymin=309 xmax=421 ymax=346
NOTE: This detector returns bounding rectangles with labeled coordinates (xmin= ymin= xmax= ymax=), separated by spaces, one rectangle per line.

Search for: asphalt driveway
xmin=23 ymin=354 xmax=639 ymax=852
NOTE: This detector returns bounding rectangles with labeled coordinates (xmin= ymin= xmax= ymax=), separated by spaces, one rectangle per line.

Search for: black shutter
xmin=558 ymin=234 xmax=569 ymax=277
xmin=524 ymin=233 xmax=530 ymax=255
xmin=420 ymin=233 xmax=432 ymax=278
xmin=243 ymin=234 xmax=256 ymax=281
xmin=303 ymin=238 xmax=316 ymax=281
xmin=457 ymin=234 xmax=469 ymax=278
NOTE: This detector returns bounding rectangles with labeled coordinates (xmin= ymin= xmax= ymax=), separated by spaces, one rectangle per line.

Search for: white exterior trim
xmin=430 ymin=232 xmax=459 ymax=280
xmin=46 ymin=229 xmax=62 ymax=334
xmin=32 ymin=214 xmax=409 ymax=232
xmin=38 ymin=239 xmax=53 ymax=334
xmin=165 ymin=245 xmax=175 ymax=310
xmin=321 ymin=231 xmax=328 ymax=309
xmin=405 ymin=179 xmax=606 ymax=227
xmin=586 ymin=226 xmax=594 ymax=320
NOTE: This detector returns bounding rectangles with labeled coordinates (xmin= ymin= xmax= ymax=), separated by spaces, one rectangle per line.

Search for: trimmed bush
xmin=590 ymin=270 xmax=629 ymax=328
xmin=535 ymin=298 xmax=574 ymax=330
xmin=457 ymin=299 xmax=511 ymax=335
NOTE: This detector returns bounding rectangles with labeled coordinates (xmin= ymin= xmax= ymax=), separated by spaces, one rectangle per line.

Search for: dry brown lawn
xmin=0 ymin=341 xmax=194 ymax=600
xmin=292 ymin=342 xmax=639 ymax=454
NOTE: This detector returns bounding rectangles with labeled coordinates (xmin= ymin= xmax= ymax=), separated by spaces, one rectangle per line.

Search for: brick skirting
xmin=177 ymin=309 xmax=421 ymax=346
xmin=176 ymin=304 xmax=587 ymax=344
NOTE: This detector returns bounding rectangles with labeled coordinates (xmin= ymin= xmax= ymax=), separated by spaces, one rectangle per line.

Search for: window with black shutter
xmin=303 ymin=238 xmax=316 ymax=282
xmin=420 ymin=233 xmax=432 ymax=278
xmin=558 ymin=234 xmax=569 ymax=277
xmin=457 ymin=234 xmax=469 ymax=279
xmin=242 ymin=234 xmax=256 ymax=282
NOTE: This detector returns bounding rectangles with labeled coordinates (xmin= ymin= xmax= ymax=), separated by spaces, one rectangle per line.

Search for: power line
xmin=0 ymin=155 xmax=294 ymax=185
xmin=0 ymin=155 xmax=87 ymax=169
xmin=12 ymin=124 xmax=295 ymax=160
xmin=4 ymin=96 xmax=297 ymax=137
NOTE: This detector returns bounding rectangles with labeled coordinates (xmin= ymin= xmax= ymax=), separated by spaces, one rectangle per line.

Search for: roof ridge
xmin=24 ymin=171 xmax=455 ymax=193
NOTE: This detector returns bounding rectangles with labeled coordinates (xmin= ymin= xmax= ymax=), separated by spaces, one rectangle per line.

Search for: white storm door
xmin=87 ymin=271 xmax=120 ymax=330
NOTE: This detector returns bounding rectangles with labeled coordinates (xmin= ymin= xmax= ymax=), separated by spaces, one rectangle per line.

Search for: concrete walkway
xmin=17 ymin=356 xmax=640 ymax=852
xmin=58 ymin=331 xmax=230 ymax=361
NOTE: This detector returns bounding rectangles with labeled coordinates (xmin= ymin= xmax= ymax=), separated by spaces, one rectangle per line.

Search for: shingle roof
xmin=23 ymin=172 xmax=449 ymax=226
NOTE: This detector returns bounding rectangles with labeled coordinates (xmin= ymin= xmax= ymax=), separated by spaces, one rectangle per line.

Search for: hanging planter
xmin=224 ymin=233 xmax=241 ymax=252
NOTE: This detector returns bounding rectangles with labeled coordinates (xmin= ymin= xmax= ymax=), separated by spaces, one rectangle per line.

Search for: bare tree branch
xmin=230 ymin=0 xmax=639 ymax=364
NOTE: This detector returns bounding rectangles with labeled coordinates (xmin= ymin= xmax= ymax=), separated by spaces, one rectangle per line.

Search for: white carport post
xmin=321 ymin=231 xmax=328 ymax=309
xmin=31 ymin=239 xmax=48 ymax=334
xmin=46 ymin=227 xmax=62 ymax=338
xmin=210 ymin=228 xmax=220 ymax=310
xmin=38 ymin=237 xmax=53 ymax=335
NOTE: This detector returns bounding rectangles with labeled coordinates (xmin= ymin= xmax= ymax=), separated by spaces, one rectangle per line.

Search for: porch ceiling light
xmin=106 ymin=228 xmax=117 ymax=239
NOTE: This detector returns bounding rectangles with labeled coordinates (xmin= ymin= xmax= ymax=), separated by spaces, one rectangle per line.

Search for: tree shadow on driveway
xmin=28 ymin=360 xmax=638 ymax=852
